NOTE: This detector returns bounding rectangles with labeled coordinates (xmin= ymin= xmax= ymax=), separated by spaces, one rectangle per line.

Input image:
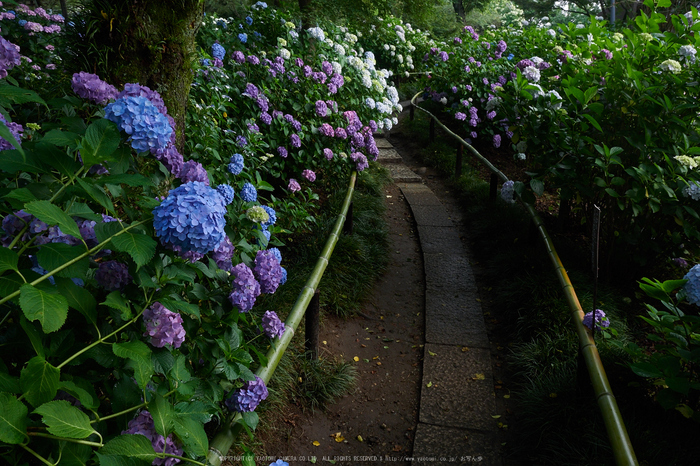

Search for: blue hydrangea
xmin=683 ymin=181 xmax=700 ymax=200
xmin=268 ymin=247 xmax=282 ymax=264
xmin=225 ymin=375 xmax=268 ymax=412
xmin=245 ymin=16 xmax=253 ymax=25
xmin=211 ymin=42 xmax=226 ymax=60
xmin=280 ymin=267 xmax=287 ymax=285
xmin=238 ymin=33 xmax=248 ymax=43
xmin=261 ymin=205 xmax=276 ymax=229
xmin=683 ymin=264 xmax=700 ymax=306
xmin=104 ymin=96 xmax=173 ymax=153
xmin=240 ymin=182 xmax=257 ymax=202
xmin=201 ymin=58 xmax=211 ymax=67
xmin=153 ymin=181 xmax=227 ymax=254
xmin=228 ymin=153 xmax=244 ymax=175
xmin=216 ymin=184 xmax=235 ymax=204
xmin=501 ymin=180 xmax=515 ymax=204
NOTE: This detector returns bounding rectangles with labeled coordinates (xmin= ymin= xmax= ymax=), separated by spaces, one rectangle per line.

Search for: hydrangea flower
xmin=277 ymin=146 xmax=288 ymax=158
xmin=659 ymin=59 xmax=682 ymax=74
xmin=104 ymin=96 xmax=173 ymax=153
xmin=288 ymin=179 xmax=301 ymax=193
xmin=228 ymin=153 xmax=245 ymax=175
xmin=240 ymin=182 xmax=257 ymax=202
xmin=95 ymin=260 xmax=131 ymax=291
xmin=229 ymin=263 xmax=260 ymax=312
xmin=683 ymin=264 xmax=700 ymax=306
xmin=302 ymin=169 xmax=316 ymax=182
xmin=254 ymin=249 xmax=284 ymax=294
xmin=683 ymin=181 xmax=700 ymax=200
xmin=500 ymin=180 xmax=515 ymax=204
xmin=522 ymin=66 xmax=540 ymax=83
xmin=493 ymin=134 xmax=501 ymax=148
xmin=225 ymin=375 xmax=268 ymax=412
xmin=143 ymin=302 xmax=186 ymax=348
xmin=153 ymin=181 xmax=227 ymax=254
xmin=262 ymin=310 xmax=285 ymax=339
xmin=152 ymin=144 xmax=184 ymax=176
xmin=315 ymin=100 xmax=328 ymax=117
xmin=0 ymin=113 xmax=23 ymax=151
xmin=216 ymin=184 xmax=235 ymax=204
xmin=212 ymin=42 xmax=226 ymax=60
xmin=179 ymin=160 xmax=209 ymax=185
xmin=582 ymin=309 xmax=610 ymax=332
xmin=239 ymin=33 xmax=248 ymax=43
xmin=71 ymin=72 xmax=118 ymax=105
xmin=290 ymin=133 xmax=301 ymax=148
xmin=247 ymin=205 xmax=270 ymax=224
xmin=0 ymin=36 xmax=20 ymax=79
xmin=324 ymin=148 xmax=334 ymax=160
xmin=123 ymin=411 xmax=183 ymax=466
xmin=268 ymin=247 xmax=282 ymax=264
xmin=212 ymin=236 xmax=235 ymax=272
xmin=261 ymin=205 xmax=276 ymax=228
xmin=118 ymin=83 xmax=168 ymax=116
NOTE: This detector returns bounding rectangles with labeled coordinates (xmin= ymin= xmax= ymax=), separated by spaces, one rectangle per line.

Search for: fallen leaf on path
xmin=312 ymin=441 xmax=320 ymax=446
xmin=491 ymin=415 xmax=501 ymax=419
xmin=323 ymin=341 xmax=327 ymax=345
xmin=428 ymin=351 xmax=437 ymax=356
xmin=503 ymin=394 xmax=511 ymax=399
xmin=393 ymin=445 xmax=403 ymax=452
xmin=353 ymin=356 xmax=359 ymax=362
xmin=426 ymin=381 xmax=432 ymax=387
xmin=461 ymin=347 xmax=469 ymax=352
xmin=332 ymin=432 xmax=345 ymax=442
xmin=473 ymin=373 xmax=485 ymax=380
xmin=357 ymin=435 xmax=363 ymax=442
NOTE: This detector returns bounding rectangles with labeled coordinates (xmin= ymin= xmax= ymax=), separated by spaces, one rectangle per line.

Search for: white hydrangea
xmin=384 ymin=44 xmax=390 ymax=51
xmin=334 ymin=43 xmax=345 ymax=56
xmin=307 ymin=27 xmax=326 ymax=41
xmin=332 ymin=61 xmax=342 ymax=74
xmin=397 ymin=54 xmax=404 ymax=63
xmin=516 ymin=140 xmax=527 ymax=152
xmin=440 ymin=97 xmax=447 ymax=105
xmin=679 ymin=45 xmax=697 ymax=63
xmin=277 ymin=37 xmax=287 ymax=47
xmin=395 ymin=103 xmax=403 ymax=112
xmin=531 ymin=56 xmax=543 ymax=65
xmin=675 ymin=155 xmax=700 ymax=168
xmin=523 ymin=65 xmax=541 ymax=83
xmin=279 ymin=48 xmax=291 ymax=60
xmin=376 ymin=120 xmax=384 ymax=131
xmin=660 ymin=59 xmax=682 ymax=74
xmin=546 ymin=29 xmax=556 ymax=37
xmin=576 ymin=23 xmax=585 ymax=29
xmin=392 ymin=117 xmax=398 ymax=125
xmin=289 ymin=30 xmax=299 ymax=41
xmin=361 ymin=72 xmax=372 ymax=88
xmin=547 ymin=90 xmax=562 ymax=110
xmin=383 ymin=118 xmax=393 ymax=131
xmin=365 ymin=97 xmax=376 ymax=109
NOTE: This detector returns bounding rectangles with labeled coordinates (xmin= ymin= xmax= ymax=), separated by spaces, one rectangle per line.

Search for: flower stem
xmin=27 ymin=432 xmax=103 ymax=448
xmin=20 ymin=444 xmax=56 ymax=466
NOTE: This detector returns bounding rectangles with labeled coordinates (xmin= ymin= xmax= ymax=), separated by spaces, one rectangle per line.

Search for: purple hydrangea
xmin=123 ymin=411 xmax=183 ymax=466
xmin=151 ymin=145 xmax=184 ymax=176
xmin=240 ymin=182 xmax=257 ymax=202
xmin=288 ymin=179 xmax=301 ymax=193
xmin=500 ymin=180 xmax=515 ymax=204
xmin=324 ymin=148 xmax=333 ymax=160
xmin=104 ymin=96 xmax=173 ymax=153
xmin=225 ymin=375 xmax=268 ymax=412
xmin=216 ymin=184 xmax=235 ymax=204
xmin=232 ymin=51 xmax=245 ymax=63
xmin=236 ymin=135 xmax=248 ymax=147
xmin=118 ymin=83 xmax=168 ymax=116
xmin=493 ymin=134 xmax=501 ymax=148
xmin=290 ymin=134 xmax=301 ymax=148
xmin=302 ymin=169 xmax=316 ymax=182
xmin=262 ymin=310 xmax=285 ymax=339
xmin=260 ymin=112 xmax=272 ymax=125
xmin=247 ymin=55 xmax=260 ymax=65
xmin=228 ymin=153 xmax=245 ymax=175
xmin=143 ymin=302 xmax=186 ymax=348
xmin=315 ymin=100 xmax=328 ymax=117
xmin=0 ymin=113 xmax=23 ymax=151
xmin=71 ymin=72 xmax=118 ymax=105
xmin=683 ymin=264 xmax=700 ymax=306
xmin=212 ymin=236 xmax=235 ymax=272
xmin=582 ymin=309 xmax=610 ymax=332
xmin=455 ymin=112 xmax=467 ymax=121
xmin=229 ymin=263 xmax=260 ymax=312
xmin=277 ymin=146 xmax=288 ymax=158
xmin=0 ymin=36 xmax=20 ymax=79
xmin=335 ymin=127 xmax=347 ymax=139
xmin=95 ymin=260 xmax=131 ymax=291
xmin=319 ymin=123 xmax=334 ymax=137
xmin=153 ymin=181 xmax=227 ymax=254
xmin=179 ymin=160 xmax=209 ymax=185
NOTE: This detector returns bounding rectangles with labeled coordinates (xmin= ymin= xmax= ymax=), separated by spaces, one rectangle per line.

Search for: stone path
xmin=375 ymin=135 xmax=502 ymax=466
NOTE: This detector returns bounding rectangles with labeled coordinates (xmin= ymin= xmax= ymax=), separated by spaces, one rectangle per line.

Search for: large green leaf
xmin=102 ymin=291 xmax=132 ymax=320
xmin=0 ymin=392 xmax=28 ymax=444
xmin=81 ymin=119 xmax=121 ymax=167
xmin=3 ymin=187 xmax=38 ymax=203
xmin=173 ymin=415 xmax=209 ymax=457
xmin=0 ymin=148 xmax=45 ymax=173
xmin=76 ymin=178 xmax=115 ymax=213
xmin=150 ymin=394 xmax=174 ymax=437
xmin=55 ymin=277 xmax=97 ymax=325
xmin=241 ymin=411 xmax=259 ymax=431
xmin=113 ymin=341 xmax=153 ymax=389
xmin=97 ymin=434 xmax=156 ymax=465
xmin=0 ymin=84 xmax=46 ymax=105
xmin=127 ymin=358 xmax=154 ymax=390
xmin=19 ymin=316 xmax=45 ymax=358
xmin=629 ymin=361 xmax=663 ymax=378
xmin=174 ymin=400 xmax=216 ymax=423
xmin=23 ymin=200 xmax=82 ymax=241
xmin=40 ymin=129 xmax=80 ymax=147
xmin=97 ymin=174 xmax=153 ymax=187
xmin=58 ymin=378 xmax=99 ymax=410
xmin=20 ymin=283 xmax=68 ymax=333
xmin=34 ymin=400 xmax=96 ymax=439
xmin=0 ymin=246 xmax=19 ymax=274
xmin=169 ymin=354 xmax=191 ymax=384
xmin=58 ymin=442 xmax=92 ymax=466
xmin=19 ymin=356 xmax=60 ymax=407
xmin=38 ymin=142 xmax=81 ymax=177
xmin=0 ymin=372 xmax=20 ymax=394
xmin=37 ymin=243 xmax=89 ymax=279
xmin=0 ymin=119 xmax=24 ymax=157
xmin=111 ymin=231 xmax=156 ymax=268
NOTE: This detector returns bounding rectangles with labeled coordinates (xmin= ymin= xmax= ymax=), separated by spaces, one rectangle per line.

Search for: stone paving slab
xmin=398 ymin=183 xmax=443 ymax=206
xmin=387 ymin=164 xmax=423 ymax=183
xmin=412 ymin=424 xmax=501 ymax=466
xmin=415 ymin=225 xmax=464 ymax=254
xmin=377 ymin=147 xmax=403 ymax=164
xmin=375 ymin=137 xmax=393 ymax=148
xmin=424 ymin=292 xmax=490 ymax=348
xmin=419 ymin=344 xmax=496 ymax=431
xmin=424 ymin=253 xmax=479 ymax=295
xmin=410 ymin=204 xmax=455 ymax=227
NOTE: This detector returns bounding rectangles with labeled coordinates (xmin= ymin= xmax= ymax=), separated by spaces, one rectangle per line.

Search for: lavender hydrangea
xmin=262 ymin=310 xmax=285 ymax=339
xmin=288 ymin=179 xmax=301 ymax=193
xmin=228 ymin=153 xmax=245 ymax=175
xmin=302 ymin=169 xmax=316 ymax=182
xmin=277 ymin=146 xmax=288 ymax=158
xmin=225 ymin=375 xmax=268 ymax=412
xmin=104 ymin=96 xmax=173 ymax=153
xmin=324 ymin=148 xmax=333 ymax=160
xmin=153 ymin=181 xmax=227 ymax=254
xmin=290 ymin=133 xmax=301 ymax=148
xmin=212 ymin=236 xmax=235 ymax=272
xmin=500 ymin=180 xmax=515 ymax=204
xmin=143 ymin=302 xmax=186 ymax=348
xmin=582 ymin=309 xmax=610 ymax=332
xmin=151 ymin=144 xmax=184 ymax=176
xmin=315 ymin=100 xmax=328 ymax=117
xmin=254 ymin=249 xmax=284 ymax=294
xmin=683 ymin=264 xmax=700 ymax=306
xmin=179 ymin=160 xmax=209 ymax=185
xmin=229 ymin=263 xmax=261 ymax=312
xmin=117 ymin=83 xmax=167 ymax=116
xmin=240 ymin=182 xmax=257 ymax=202
xmin=71 ymin=72 xmax=118 ymax=105
xmin=95 ymin=260 xmax=132 ymax=291
xmin=123 ymin=411 xmax=183 ymax=466
xmin=0 ymin=113 xmax=23 ymax=151
xmin=0 ymin=36 xmax=21 ymax=79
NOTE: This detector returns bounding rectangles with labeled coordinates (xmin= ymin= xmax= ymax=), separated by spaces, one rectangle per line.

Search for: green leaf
xmin=0 ymin=246 xmax=19 ymax=273
xmin=41 ymin=129 xmax=80 ymax=147
xmin=629 ymin=361 xmax=663 ymax=378
xmin=640 ymin=282 xmax=669 ymax=302
xmin=656 ymin=0 xmax=671 ymax=7
xmin=666 ymin=376 xmax=691 ymax=395
xmin=660 ymin=279 xmax=687 ymax=294
xmin=0 ymin=149 xmax=45 ymax=173
xmin=0 ymin=392 xmax=28 ymax=444
xmin=169 ymin=354 xmax=191 ymax=383
xmin=20 ymin=283 xmax=68 ymax=333
xmin=98 ymin=434 xmax=156 ymax=464
xmin=102 ymin=291 xmax=132 ymax=320
xmin=173 ymin=415 xmax=209 ymax=457
xmin=530 ymin=179 xmax=544 ymax=196
xmin=97 ymin=174 xmax=153 ymax=187
xmin=65 ymin=202 xmax=101 ymax=222
xmin=20 ymin=356 xmax=60 ymax=407
xmin=0 ymin=84 xmax=46 ymax=105
xmin=3 ymin=187 xmax=37 ymax=203
xmin=23 ymin=200 xmax=82 ymax=241
xmin=0 ymin=119 xmax=24 ymax=157
xmin=113 ymin=340 xmax=151 ymax=361
xmin=38 ymin=142 xmax=81 ymax=177
xmin=81 ymin=119 xmax=121 ymax=167
xmin=76 ymin=178 xmax=115 ymax=213
xmin=59 ymin=442 xmax=92 ymax=466
xmin=158 ymin=298 xmax=200 ymax=318
xmin=111 ymin=231 xmax=156 ymax=268
xmin=19 ymin=315 xmax=44 ymax=358
xmin=241 ymin=411 xmax=259 ymax=431
xmin=582 ymin=114 xmax=603 ymax=132
xmin=174 ymin=400 xmax=216 ymax=423
xmin=150 ymin=394 xmax=174 ymax=437
xmin=58 ymin=379 xmax=99 ymax=410
xmin=55 ymin=277 xmax=97 ymax=325
xmin=34 ymin=400 xmax=96 ymax=439
xmin=37 ymin=243 xmax=89 ymax=279
xmin=0 ymin=372 xmax=20 ymax=394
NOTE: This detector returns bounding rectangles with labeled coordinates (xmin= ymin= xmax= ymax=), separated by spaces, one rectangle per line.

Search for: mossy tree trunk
xmin=92 ymin=0 xmax=205 ymax=150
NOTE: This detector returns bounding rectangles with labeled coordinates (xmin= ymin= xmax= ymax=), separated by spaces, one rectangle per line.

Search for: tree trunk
xmin=452 ymin=0 xmax=466 ymax=21
xmin=91 ymin=0 xmax=205 ymax=151
xmin=298 ymin=0 xmax=313 ymax=29
xmin=60 ymin=0 xmax=68 ymax=19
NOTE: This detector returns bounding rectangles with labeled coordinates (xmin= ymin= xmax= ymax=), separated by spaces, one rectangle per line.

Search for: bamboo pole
xmin=410 ymin=93 xmax=638 ymax=466
xmin=207 ymin=171 xmax=358 ymax=466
